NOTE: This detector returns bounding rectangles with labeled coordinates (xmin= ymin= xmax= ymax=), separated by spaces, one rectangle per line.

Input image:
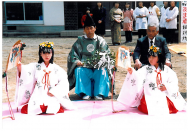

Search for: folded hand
xmin=127 ymin=67 xmax=133 ymax=74
xmin=166 ymin=19 xmax=171 ymax=22
xmin=77 ymin=61 xmax=83 ymax=66
xmin=47 ymin=92 xmax=54 ymax=97
xmin=159 ymin=84 xmax=167 ymax=91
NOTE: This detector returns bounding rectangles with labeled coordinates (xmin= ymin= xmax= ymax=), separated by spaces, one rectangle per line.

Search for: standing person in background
xmin=93 ymin=2 xmax=106 ymax=38
xmin=81 ymin=7 xmax=93 ymax=27
xmin=109 ymin=2 xmax=124 ymax=45
xmin=148 ymin=2 xmax=160 ymax=26
xmin=123 ymin=2 xmax=134 ymax=43
xmin=133 ymin=1 xmax=149 ymax=38
xmin=165 ymin=1 xmax=179 ymax=44
xmin=160 ymin=1 xmax=169 ymax=39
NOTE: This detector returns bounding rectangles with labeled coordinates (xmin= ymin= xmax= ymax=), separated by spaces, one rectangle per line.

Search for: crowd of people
xmin=113 ymin=1 xmax=179 ymax=45
xmin=81 ymin=1 xmax=179 ymax=45
xmin=14 ymin=1 xmax=186 ymax=116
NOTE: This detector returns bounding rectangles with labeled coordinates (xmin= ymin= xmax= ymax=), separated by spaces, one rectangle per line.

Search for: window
xmin=6 ymin=3 xmax=24 ymax=20
xmin=5 ymin=2 xmax=43 ymax=24
xmin=25 ymin=3 xmax=42 ymax=20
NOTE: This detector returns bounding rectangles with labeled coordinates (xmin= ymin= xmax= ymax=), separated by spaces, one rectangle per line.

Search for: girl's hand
xmin=17 ymin=61 xmax=22 ymax=74
xmin=127 ymin=67 xmax=133 ymax=74
xmin=159 ymin=84 xmax=167 ymax=91
xmin=47 ymin=92 xmax=54 ymax=97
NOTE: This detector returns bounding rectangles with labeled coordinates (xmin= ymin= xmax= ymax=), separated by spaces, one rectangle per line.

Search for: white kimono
xmin=117 ymin=65 xmax=186 ymax=115
xmin=165 ymin=6 xmax=179 ymax=29
xmin=160 ymin=6 xmax=169 ymax=28
xmin=15 ymin=62 xmax=76 ymax=115
xmin=148 ymin=5 xmax=160 ymax=26
xmin=133 ymin=7 xmax=149 ymax=30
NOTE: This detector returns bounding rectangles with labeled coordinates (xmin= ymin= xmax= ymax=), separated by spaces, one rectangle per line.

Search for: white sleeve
xmin=170 ymin=7 xmax=179 ymax=20
xmin=164 ymin=8 xmax=169 ymax=20
xmin=117 ymin=66 xmax=147 ymax=107
xmin=48 ymin=65 xmax=76 ymax=110
xmin=164 ymin=66 xmax=187 ymax=111
xmin=133 ymin=8 xmax=138 ymax=19
xmin=49 ymin=66 xmax=69 ymax=97
xmin=164 ymin=67 xmax=179 ymax=96
xmin=145 ymin=7 xmax=149 ymax=17
xmin=15 ymin=63 xmax=36 ymax=106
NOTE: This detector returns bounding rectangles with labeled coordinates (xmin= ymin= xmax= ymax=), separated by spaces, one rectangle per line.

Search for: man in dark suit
xmin=133 ymin=23 xmax=172 ymax=69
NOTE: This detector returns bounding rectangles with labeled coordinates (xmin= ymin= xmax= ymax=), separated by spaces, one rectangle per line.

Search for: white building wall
xmin=43 ymin=1 xmax=64 ymax=26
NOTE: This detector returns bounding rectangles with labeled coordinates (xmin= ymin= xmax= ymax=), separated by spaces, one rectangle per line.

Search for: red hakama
xmin=138 ymin=95 xmax=178 ymax=114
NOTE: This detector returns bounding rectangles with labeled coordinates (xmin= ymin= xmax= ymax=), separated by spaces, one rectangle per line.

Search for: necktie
xmin=150 ymin=40 xmax=153 ymax=47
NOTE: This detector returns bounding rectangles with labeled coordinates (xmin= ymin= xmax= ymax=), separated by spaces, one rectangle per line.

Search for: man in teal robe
xmin=67 ymin=13 xmax=111 ymax=100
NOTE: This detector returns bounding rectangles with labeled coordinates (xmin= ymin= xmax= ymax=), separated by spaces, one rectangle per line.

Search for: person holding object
xmin=109 ymin=2 xmax=124 ymax=45
xmin=67 ymin=13 xmax=111 ymax=100
xmin=165 ymin=1 xmax=179 ymax=44
xmin=117 ymin=45 xmax=186 ymax=115
xmin=133 ymin=23 xmax=172 ymax=70
xmin=16 ymin=42 xmax=75 ymax=115
xmin=123 ymin=2 xmax=134 ymax=43
xmin=133 ymin=1 xmax=149 ymax=38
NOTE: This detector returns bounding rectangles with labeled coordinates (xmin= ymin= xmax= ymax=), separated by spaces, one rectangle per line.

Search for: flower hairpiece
xmin=148 ymin=45 xmax=161 ymax=56
xmin=39 ymin=41 xmax=54 ymax=49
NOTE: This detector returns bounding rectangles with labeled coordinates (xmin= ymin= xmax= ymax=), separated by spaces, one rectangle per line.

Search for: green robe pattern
xmin=67 ymin=35 xmax=114 ymax=91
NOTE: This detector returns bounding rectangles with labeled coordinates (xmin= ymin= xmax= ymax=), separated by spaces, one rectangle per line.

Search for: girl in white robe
xmin=16 ymin=42 xmax=76 ymax=115
xmin=117 ymin=45 xmax=186 ymax=115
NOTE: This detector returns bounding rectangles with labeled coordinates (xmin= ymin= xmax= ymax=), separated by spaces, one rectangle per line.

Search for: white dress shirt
xmin=148 ymin=37 xmax=156 ymax=47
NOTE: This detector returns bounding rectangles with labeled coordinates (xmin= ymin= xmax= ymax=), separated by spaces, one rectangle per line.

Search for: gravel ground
xmin=2 ymin=35 xmax=187 ymax=102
